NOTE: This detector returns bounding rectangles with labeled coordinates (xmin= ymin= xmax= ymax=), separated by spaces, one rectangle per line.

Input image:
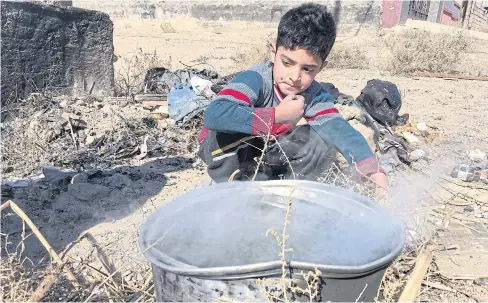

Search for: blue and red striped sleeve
xmin=203 ymin=70 xmax=274 ymax=135
xmin=305 ymin=89 xmax=384 ymax=176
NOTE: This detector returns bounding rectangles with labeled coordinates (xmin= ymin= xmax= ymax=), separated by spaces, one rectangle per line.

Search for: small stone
xmin=402 ymin=132 xmax=419 ymax=144
xmin=59 ymin=100 xmax=68 ymax=108
xmin=464 ymin=206 xmax=474 ymax=212
xmin=416 ymin=122 xmax=428 ymax=132
xmin=86 ymin=135 xmax=95 ymax=145
xmin=409 ymin=149 xmax=426 ymax=161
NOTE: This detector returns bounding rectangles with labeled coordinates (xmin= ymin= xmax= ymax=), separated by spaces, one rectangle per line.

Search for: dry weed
xmin=230 ymin=32 xmax=274 ymax=71
xmin=327 ymin=43 xmax=369 ymax=69
xmin=159 ymin=22 xmax=176 ymax=33
xmin=230 ymin=46 xmax=268 ymax=71
xmin=386 ymin=29 xmax=470 ymax=75
xmin=115 ymin=48 xmax=172 ymax=97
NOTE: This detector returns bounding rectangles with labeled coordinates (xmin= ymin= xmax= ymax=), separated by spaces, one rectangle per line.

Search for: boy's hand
xmin=369 ymin=172 xmax=389 ymax=202
xmin=275 ymin=94 xmax=305 ymax=124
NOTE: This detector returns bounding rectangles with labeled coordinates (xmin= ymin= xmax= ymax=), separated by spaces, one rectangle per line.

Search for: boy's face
xmin=270 ymin=45 xmax=327 ymax=96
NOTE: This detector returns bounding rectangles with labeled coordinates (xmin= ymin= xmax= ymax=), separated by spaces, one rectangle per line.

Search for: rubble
xmin=469 ymin=149 xmax=487 ymax=162
xmin=1 ymin=92 xmax=203 ymax=180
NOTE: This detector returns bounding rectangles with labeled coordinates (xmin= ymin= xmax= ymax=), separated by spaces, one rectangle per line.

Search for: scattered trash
xmin=474 ymin=278 xmax=488 ymax=286
xmin=167 ymin=84 xmax=210 ymax=124
xmin=480 ymin=170 xmax=488 ymax=184
xmin=135 ymin=135 xmax=149 ymax=160
xmin=468 ymin=149 xmax=487 ymax=162
xmin=190 ymin=76 xmax=216 ymax=99
xmin=450 ymin=164 xmax=479 ymax=182
xmin=355 ymin=79 xmax=406 ymax=126
xmin=143 ymin=66 xmax=231 ymax=95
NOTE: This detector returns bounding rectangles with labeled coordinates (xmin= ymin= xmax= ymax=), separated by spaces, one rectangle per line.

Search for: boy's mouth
xmin=281 ymin=83 xmax=301 ymax=92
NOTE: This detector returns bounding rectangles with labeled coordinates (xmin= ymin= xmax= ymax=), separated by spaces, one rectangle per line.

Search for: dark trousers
xmin=197 ymin=125 xmax=337 ymax=183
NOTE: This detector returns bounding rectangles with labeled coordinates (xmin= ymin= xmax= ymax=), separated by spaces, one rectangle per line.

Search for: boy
xmin=197 ymin=3 xmax=388 ymax=195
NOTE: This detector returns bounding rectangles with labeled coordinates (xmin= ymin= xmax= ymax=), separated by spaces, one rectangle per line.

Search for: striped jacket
xmin=199 ymin=61 xmax=381 ymax=176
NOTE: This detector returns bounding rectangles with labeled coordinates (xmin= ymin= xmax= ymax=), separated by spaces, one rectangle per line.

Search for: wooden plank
xmin=398 ymin=251 xmax=433 ymax=302
xmin=134 ymin=94 xmax=167 ymax=102
xmin=141 ymin=100 xmax=168 ymax=114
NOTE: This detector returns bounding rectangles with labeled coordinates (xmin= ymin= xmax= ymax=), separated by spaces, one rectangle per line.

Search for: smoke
xmin=385 ymin=152 xmax=460 ymax=248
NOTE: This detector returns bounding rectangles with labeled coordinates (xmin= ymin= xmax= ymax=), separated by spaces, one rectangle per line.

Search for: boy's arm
xmin=304 ymin=90 xmax=383 ymax=177
xmin=203 ymin=70 xmax=274 ymax=135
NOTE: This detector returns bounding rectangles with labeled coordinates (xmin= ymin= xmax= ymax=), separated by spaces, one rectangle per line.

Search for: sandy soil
xmin=2 ymin=17 xmax=488 ymax=302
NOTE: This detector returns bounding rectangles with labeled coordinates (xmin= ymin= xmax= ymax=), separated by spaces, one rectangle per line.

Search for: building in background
xmin=381 ymin=0 xmax=488 ymax=30
xmin=460 ymin=0 xmax=488 ymax=31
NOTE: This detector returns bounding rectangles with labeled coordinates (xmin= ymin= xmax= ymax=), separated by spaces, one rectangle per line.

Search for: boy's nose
xmin=288 ymin=68 xmax=301 ymax=82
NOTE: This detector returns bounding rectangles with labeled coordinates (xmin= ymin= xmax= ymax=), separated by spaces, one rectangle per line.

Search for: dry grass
xmin=327 ymin=43 xmax=369 ymax=69
xmin=0 ymin=224 xmax=155 ymax=302
xmin=230 ymin=45 xmax=268 ymax=71
xmin=115 ymin=48 xmax=172 ymax=97
xmin=385 ymin=29 xmax=470 ymax=75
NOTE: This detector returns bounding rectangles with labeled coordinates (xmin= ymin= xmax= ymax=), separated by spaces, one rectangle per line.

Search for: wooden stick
xmin=422 ymin=281 xmax=455 ymax=293
xmin=398 ymin=250 xmax=433 ymax=302
xmin=1 ymin=200 xmax=79 ymax=287
xmin=27 ymin=261 xmax=67 ymax=302
xmin=0 ymin=200 xmax=11 ymax=211
xmin=413 ymin=72 xmax=488 ymax=81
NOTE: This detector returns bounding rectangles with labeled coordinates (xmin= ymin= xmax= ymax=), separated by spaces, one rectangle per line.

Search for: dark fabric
xmin=197 ymin=125 xmax=337 ymax=183
xmin=355 ymin=79 xmax=403 ymax=126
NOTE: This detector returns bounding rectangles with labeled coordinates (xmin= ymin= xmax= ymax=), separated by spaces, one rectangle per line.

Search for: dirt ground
xmin=2 ymin=17 xmax=488 ymax=302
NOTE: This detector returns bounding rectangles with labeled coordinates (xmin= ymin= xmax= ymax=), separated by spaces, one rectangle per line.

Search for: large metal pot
xmin=139 ymin=180 xmax=405 ymax=302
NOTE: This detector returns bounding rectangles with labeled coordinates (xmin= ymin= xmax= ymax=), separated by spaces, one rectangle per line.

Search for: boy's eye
xmin=303 ymin=67 xmax=314 ymax=73
xmin=282 ymin=59 xmax=291 ymax=66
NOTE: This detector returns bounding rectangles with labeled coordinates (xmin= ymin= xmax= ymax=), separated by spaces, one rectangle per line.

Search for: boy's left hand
xmin=369 ymin=172 xmax=389 ymax=202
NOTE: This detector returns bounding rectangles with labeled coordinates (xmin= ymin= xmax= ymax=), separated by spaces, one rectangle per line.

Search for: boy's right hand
xmin=275 ymin=94 xmax=305 ymax=124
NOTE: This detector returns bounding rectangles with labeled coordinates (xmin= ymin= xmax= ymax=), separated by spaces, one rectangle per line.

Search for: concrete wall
xmin=439 ymin=0 xmax=461 ymax=26
xmin=463 ymin=0 xmax=488 ymax=31
xmin=72 ymin=0 xmax=382 ymax=29
xmin=427 ymin=0 xmax=443 ymax=23
xmin=1 ymin=1 xmax=115 ymax=104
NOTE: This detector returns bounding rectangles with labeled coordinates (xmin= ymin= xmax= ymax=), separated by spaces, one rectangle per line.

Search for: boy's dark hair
xmin=276 ymin=3 xmax=337 ymax=61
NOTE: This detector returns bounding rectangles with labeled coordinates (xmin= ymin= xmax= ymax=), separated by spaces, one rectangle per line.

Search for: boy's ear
xmin=269 ymin=41 xmax=277 ymax=63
